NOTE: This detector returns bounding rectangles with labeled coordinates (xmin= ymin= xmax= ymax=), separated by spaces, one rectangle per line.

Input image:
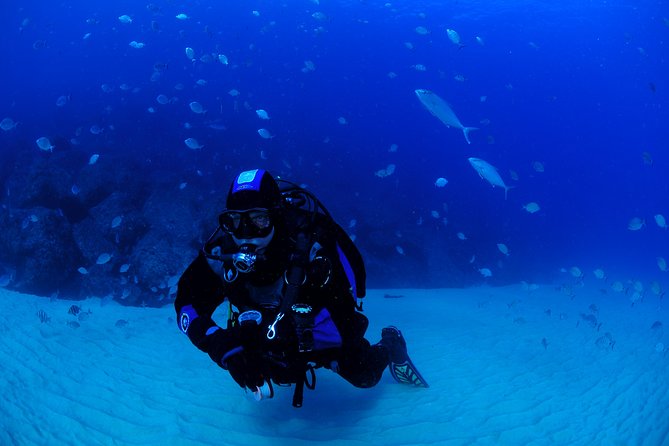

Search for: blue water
xmin=0 ymin=0 xmax=667 ymax=290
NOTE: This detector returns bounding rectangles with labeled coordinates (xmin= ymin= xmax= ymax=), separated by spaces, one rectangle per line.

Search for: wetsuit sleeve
xmin=174 ymin=253 xmax=241 ymax=367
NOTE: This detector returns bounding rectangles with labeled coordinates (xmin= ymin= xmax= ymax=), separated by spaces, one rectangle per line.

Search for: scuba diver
xmin=175 ymin=169 xmax=427 ymax=407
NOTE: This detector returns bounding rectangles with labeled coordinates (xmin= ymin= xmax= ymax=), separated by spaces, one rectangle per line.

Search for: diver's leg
xmin=333 ymin=338 xmax=389 ymax=388
xmin=380 ymin=326 xmax=429 ymax=388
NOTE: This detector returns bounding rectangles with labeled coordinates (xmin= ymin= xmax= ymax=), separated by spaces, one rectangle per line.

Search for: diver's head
xmin=219 ymin=169 xmax=281 ymax=250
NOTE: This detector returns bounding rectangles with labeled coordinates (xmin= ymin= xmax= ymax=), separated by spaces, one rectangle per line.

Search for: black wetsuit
xmin=174 ymin=209 xmax=389 ymax=389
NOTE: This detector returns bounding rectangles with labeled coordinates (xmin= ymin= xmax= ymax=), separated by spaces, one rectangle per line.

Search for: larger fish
xmin=446 ymin=28 xmax=464 ymax=48
xmin=415 ymin=89 xmax=478 ymax=144
xmin=468 ymin=157 xmax=511 ymax=199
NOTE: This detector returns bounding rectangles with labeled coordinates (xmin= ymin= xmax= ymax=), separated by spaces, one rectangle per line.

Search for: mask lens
xmin=219 ymin=209 xmax=272 ymax=237
xmin=218 ymin=211 xmax=242 ymax=233
xmin=248 ymin=210 xmax=271 ymax=229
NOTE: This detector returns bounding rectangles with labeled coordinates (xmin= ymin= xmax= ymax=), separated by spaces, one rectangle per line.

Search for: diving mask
xmin=219 ymin=208 xmax=273 ymax=239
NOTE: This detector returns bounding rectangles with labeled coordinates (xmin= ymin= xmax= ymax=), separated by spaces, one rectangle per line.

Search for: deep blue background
xmin=1 ymin=0 xmax=667 ymax=287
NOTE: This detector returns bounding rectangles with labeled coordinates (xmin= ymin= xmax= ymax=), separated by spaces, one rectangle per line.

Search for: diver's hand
xmin=222 ymin=348 xmax=265 ymax=391
xmin=239 ymin=318 xmax=263 ymax=351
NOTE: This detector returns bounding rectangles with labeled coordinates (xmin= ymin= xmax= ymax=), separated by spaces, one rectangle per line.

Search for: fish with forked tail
xmin=415 ymin=89 xmax=478 ymax=144
xmin=468 ymin=157 xmax=512 ymax=199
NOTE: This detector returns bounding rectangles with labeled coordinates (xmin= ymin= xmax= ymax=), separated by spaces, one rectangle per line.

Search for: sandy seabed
xmin=1 ymin=283 xmax=668 ymax=446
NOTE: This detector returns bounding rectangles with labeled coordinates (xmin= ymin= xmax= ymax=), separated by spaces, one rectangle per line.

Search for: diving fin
xmin=381 ymin=326 xmax=429 ymax=388
xmin=389 ymin=358 xmax=429 ymax=388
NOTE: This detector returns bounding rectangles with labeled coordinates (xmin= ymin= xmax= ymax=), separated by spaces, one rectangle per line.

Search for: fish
xmin=176 ymin=13 xmax=190 ymax=20
xmin=523 ymin=202 xmax=540 ymax=213
xmin=77 ymin=267 xmax=89 ymax=275
xmin=569 ymin=266 xmax=583 ymax=278
xmin=532 ymin=161 xmax=545 ymax=172
xmin=111 ymin=216 xmax=123 ymax=228
xmin=383 ymin=293 xmax=405 ymax=299
xmin=478 ymin=268 xmax=492 ymax=277
xmin=155 ymin=95 xmax=169 ymax=106
xmin=375 ymin=164 xmax=396 ymax=178
xmin=167 ymin=275 xmax=180 ymax=288
xmin=199 ymin=52 xmax=214 ymax=63
xmin=457 ymin=232 xmax=467 ymax=240
xmin=118 ymin=15 xmax=132 ymax=24
xmin=119 ymin=264 xmax=131 ymax=273
xmin=37 ymin=310 xmax=51 ymax=323
xmin=302 ymin=60 xmax=316 ymax=72
xmin=36 ymin=137 xmax=54 ymax=152
xmin=147 ymin=3 xmax=161 ymax=13
xmin=189 ymin=101 xmax=206 ymax=114
xmin=0 ymin=272 xmax=12 ymax=287
xmin=611 ymin=281 xmax=624 ymax=293
xmin=468 ymin=157 xmax=512 ymax=199
xmin=415 ymin=89 xmax=478 ymax=144
xmin=129 ymin=41 xmax=145 ymax=49
xmin=218 ymin=54 xmax=229 ymax=65
xmin=497 ymin=243 xmax=510 ymax=256
xmin=68 ymin=305 xmax=82 ymax=316
xmin=257 ymin=128 xmax=273 ymax=139
xmin=96 ymin=253 xmax=112 ymax=265
xmin=206 ymin=121 xmax=227 ymax=131
xmin=434 ymin=177 xmax=448 ymax=187
xmin=658 ymin=257 xmax=668 ymax=272
xmin=642 ymin=151 xmax=653 ymax=165
xmin=0 ymin=118 xmax=18 ymax=131
xmin=628 ymin=217 xmax=645 ymax=231
xmin=228 ymin=89 xmax=240 ymax=97
xmin=630 ymin=291 xmax=643 ymax=306
xmin=654 ymin=214 xmax=667 ymax=229
xmin=580 ymin=313 xmax=599 ymax=328
xmin=32 ymin=39 xmax=50 ymax=50
xmin=650 ymin=282 xmax=663 ymax=298
xmin=593 ymin=268 xmax=606 ymax=280
xmin=446 ymin=28 xmax=464 ymax=47
xmin=185 ymin=47 xmax=195 ymax=61
xmin=184 ymin=138 xmax=204 ymax=150
xmin=56 ymin=95 xmax=69 ymax=107
xmin=256 ymin=109 xmax=270 ymax=120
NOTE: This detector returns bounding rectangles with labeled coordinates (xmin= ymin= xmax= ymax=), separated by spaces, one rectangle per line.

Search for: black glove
xmin=216 ymin=318 xmax=266 ymax=390
xmin=222 ymin=348 xmax=265 ymax=390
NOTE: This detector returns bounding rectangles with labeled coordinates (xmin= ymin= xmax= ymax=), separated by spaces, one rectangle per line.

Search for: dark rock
xmin=0 ymin=207 xmax=82 ymax=296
